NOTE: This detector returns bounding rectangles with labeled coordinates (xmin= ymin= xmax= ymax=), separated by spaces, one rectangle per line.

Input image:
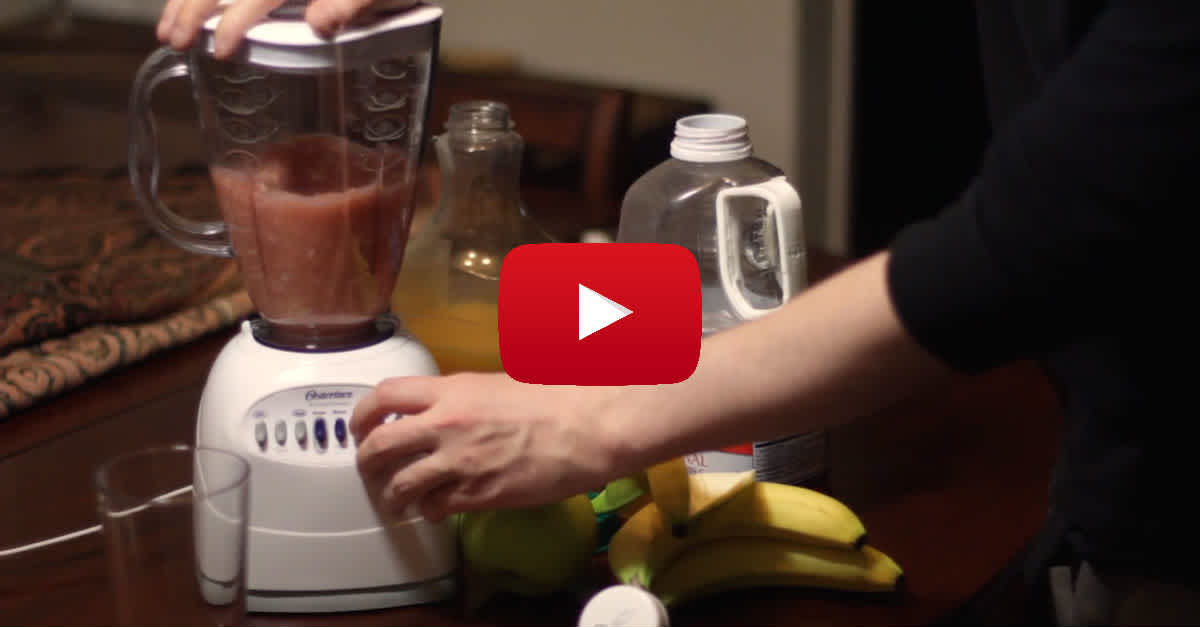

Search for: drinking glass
xmin=95 ymin=444 xmax=250 ymax=627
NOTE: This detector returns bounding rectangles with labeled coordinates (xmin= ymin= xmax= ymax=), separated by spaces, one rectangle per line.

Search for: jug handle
xmin=129 ymin=47 xmax=234 ymax=258
xmin=715 ymin=176 xmax=808 ymax=321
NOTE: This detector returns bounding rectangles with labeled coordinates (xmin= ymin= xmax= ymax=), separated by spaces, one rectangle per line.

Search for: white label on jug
xmin=684 ymin=431 xmax=827 ymax=486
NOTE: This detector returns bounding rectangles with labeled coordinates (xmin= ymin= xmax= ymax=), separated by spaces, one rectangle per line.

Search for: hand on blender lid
xmin=158 ymin=0 xmax=421 ymax=59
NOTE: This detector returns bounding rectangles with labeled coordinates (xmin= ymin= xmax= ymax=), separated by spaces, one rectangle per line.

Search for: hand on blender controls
xmin=348 ymin=253 xmax=950 ymax=522
xmin=349 ymin=372 xmax=639 ymax=522
xmin=157 ymin=0 xmax=410 ymax=59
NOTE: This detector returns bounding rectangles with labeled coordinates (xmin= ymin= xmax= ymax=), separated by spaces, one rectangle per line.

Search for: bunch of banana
xmin=650 ymin=537 xmax=903 ymax=607
xmin=607 ymin=466 xmax=904 ymax=608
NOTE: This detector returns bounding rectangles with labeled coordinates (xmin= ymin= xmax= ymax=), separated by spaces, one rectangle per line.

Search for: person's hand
xmin=350 ymin=372 xmax=633 ymax=522
xmin=157 ymin=0 xmax=409 ymax=59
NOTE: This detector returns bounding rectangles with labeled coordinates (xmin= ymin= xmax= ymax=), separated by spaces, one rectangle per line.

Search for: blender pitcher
xmin=127 ymin=4 xmax=461 ymax=614
xmin=129 ymin=0 xmax=442 ymax=351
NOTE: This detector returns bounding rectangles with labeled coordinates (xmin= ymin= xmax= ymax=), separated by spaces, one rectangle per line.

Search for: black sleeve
xmin=886 ymin=0 xmax=1200 ymax=374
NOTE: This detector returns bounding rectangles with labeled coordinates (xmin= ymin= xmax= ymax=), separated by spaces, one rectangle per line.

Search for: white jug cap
xmin=202 ymin=0 xmax=441 ymax=71
xmin=579 ymin=229 xmax=616 ymax=243
xmin=670 ymin=113 xmax=753 ymax=163
xmin=577 ymin=585 xmax=671 ymax=626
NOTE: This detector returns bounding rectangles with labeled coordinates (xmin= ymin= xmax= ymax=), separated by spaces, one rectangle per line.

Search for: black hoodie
xmin=887 ymin=0 xmax=1198 ymax=580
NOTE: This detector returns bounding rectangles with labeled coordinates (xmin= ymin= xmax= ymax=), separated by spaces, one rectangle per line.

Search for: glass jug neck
xmin=670 ymin=113 xmax=754 ymax=163
xmin=434 ymin=101 xmax=526 ymax=223
xmin=445 ymin=100 xmax=515 ymax=132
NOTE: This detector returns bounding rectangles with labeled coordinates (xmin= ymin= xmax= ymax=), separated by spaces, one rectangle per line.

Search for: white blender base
xmin=244 ymin=575 xmax=457 ymax=613
xmin=195 ymin=320 xmax=459 ymax=614
xmin=198 ymin=568 xmax=456 ymax=614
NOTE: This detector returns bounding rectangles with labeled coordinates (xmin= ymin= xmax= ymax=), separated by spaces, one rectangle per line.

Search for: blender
xmin=127 ymin=2 xmax=457 ymax=613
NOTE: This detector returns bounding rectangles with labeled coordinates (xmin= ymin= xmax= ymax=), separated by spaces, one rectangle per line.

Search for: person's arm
xmin=600 ymin=251 xmax=953 ymax=471
xmin=615 ymin=0 xmax=1200 ymax=468
xmin=349 ymin=252 xmax=953 ymax=519
xmin=627 ymin=0 xmax=1200 ymax=454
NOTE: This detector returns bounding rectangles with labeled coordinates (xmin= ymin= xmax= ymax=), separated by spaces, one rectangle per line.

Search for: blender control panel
xmin=244 ymin=385 xmax=371 ymax=461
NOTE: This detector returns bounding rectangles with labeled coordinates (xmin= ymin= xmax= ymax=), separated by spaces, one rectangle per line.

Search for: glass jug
xmin=129 ymin=1 xmax=442 ymax=351
xmin=392 ymin=100 xmax=554 ymax=374
xmin=617 ymin=113 xmax=827 ymax=490
xmin=617 ymin=113 xmax=807 ymax=336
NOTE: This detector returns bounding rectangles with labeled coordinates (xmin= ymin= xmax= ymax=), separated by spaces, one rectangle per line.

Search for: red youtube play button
xmin=498 ymin=243 xmax=701 ymax=385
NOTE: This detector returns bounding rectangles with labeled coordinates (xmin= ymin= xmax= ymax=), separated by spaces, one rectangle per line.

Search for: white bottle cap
xmin=579 ymin=229 xmax=616 ymax=243
xmin=577 ymin=585 xmax=670 ymax=626
xmin=670 ymin=113 xmax=753 ymax=163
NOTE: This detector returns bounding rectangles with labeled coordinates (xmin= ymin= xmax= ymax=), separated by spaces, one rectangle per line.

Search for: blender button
xmin=254 ymin=422 xmax=268 ymax=449
xmin=314 ymin=418 xmax=328 ymax=447
xmin=274 ymin=421 xmax=287 ymax=445
xmin=334 ymin=419 xmax=347 ymax=446
xmin=295 ymin=421 xmax=308 ymax=447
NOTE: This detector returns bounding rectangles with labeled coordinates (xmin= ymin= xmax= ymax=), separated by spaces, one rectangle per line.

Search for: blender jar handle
xmin=715 ymin=176 xmax=807 ymax=321
xmin=129 ymin=47 xmax=234 ymax=258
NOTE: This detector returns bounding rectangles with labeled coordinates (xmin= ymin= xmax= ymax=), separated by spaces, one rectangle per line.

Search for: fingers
xmin=168 ymin=0 xmax=221 ymax=51
xmin=212 ymin=0 xmax=288 ymax=58
xmin=417 ymin=479 xmax=465 ymax=522
xmin=306 ymin=0 xmax=386 ymax=38
xmin=159 ymin=0 xmax=421 ymax=59
xmin=157 ymin=0 xmax=188 ymax=44
xmin=349 ymin=375 xmax=439 ymax=442
xmin=379 ymin=453 xmax=458 ymax=521
xmin=354 ymin=411 xmax=440 ymax=477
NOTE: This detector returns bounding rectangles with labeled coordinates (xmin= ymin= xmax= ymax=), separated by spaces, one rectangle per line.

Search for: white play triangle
xmin=578 ymin=283 xmax=633 ymax=340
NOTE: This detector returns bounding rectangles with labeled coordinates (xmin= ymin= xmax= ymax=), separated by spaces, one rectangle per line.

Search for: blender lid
xmin=202 ymin=0 xmax=442 ymax=71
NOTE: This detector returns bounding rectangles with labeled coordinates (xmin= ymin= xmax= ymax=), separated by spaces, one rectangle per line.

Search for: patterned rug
xmin=0 ymin=167 xmax=254 ymax=420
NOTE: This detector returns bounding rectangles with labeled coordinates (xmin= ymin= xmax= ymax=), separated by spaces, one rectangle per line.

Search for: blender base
xmin=194 ymin=319 xmax=459 ymax=614
xmin=246 ymin=575 xmax=457 ymax=613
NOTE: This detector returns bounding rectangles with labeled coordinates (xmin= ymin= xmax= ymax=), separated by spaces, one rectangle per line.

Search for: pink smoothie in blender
xmin=210 ymin=134 xmax=414 ymax=348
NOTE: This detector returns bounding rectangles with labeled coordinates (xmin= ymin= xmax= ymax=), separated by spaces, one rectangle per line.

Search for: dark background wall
xmin=849 ymin=1 xmax=992 ymax=258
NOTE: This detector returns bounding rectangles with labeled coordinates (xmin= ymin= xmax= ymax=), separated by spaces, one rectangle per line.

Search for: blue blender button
xmin=334 ymin=419 xmax=347 ymax=446
xmin=314 ymin=418 xmax=327 ymax=447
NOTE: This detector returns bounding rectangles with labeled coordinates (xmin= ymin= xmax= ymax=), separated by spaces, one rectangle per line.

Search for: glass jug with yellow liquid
xmin=392 ymin=100 xmax=554 ymax=373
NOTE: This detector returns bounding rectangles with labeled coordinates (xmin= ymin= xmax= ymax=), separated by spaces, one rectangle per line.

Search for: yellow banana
xmin=685 ymin=470 xmax=757 ymax=522
xmin=616 ymin=491 xmax=653 ymax=519
xmin=643 ymin=457 xmax=691 ymax=533
xmin=609 ymin=479 xmax=868 ymax=588
xmin=617 ymin=471 xmax=754 ymax=523
xmin=650 ymin=537 xmax=904 ymax=608
xmin=644 ymin=464 xmax=758 ymax=533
